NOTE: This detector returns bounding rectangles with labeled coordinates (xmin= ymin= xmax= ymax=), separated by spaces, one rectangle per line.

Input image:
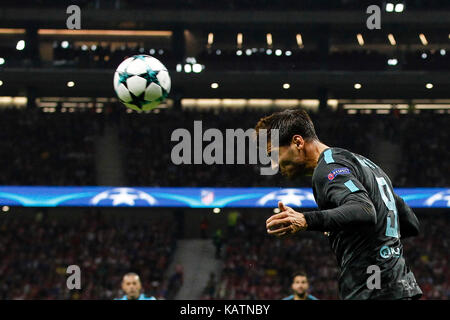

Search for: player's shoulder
xmin=314 ymin=148 xmax=354 ymax=177
xmin=282 ymin=295 xmax=294 ymax=300
xmin=307 ymin=294 xmax=319 ymax=300
xmin=312 ymin=147 xmax=366 ymax=188
xmin=319 ymin=147 xmax=357 ymax=166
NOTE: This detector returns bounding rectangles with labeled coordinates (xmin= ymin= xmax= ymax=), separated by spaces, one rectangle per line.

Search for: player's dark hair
xmin=292 ymin=270 xmax=308 ymax=280
xmin=255 ymin=108 xmax=318 ymax=146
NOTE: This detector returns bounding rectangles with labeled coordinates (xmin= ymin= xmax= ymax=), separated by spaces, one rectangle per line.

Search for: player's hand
xmin=266 ymin=201 xmax=308 ymax=237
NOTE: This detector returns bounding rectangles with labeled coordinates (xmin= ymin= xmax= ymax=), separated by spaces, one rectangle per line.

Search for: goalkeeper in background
xmin=283 ymin=270 xmax=318 ymax=300
xmin=115 ymin=272 xmax=156 ymax=300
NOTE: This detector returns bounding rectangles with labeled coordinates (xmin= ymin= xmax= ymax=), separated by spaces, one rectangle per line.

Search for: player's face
xmin=121 ymin=275 xmax=142 ymax=299
xmin=292 ymin=275 xmax=309 ymax=296
xmin=272 ymin=140 xmax=309 ymax=179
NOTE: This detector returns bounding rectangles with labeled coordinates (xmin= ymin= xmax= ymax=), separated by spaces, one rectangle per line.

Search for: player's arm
xmin=302 ymin=192 xmax=376 ymax=232
xmin=303 ymin=162 xmax=377 ymax=232
xmin=267 ymin=163 xmax=377 ymax=235
xmin=393 ymin=193 xmax=420 ymax=238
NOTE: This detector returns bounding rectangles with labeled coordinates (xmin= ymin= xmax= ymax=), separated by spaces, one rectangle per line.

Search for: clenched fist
xmin=266 ymin=201 xmax=308 ymax=237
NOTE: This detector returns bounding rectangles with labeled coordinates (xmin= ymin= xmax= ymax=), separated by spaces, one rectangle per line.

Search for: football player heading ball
xmin=257 ymin=108 xmax=422 ymax=300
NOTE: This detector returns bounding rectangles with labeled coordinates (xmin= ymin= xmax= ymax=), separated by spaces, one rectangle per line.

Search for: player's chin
xmin=281 ymin=168 xmax=300 ymax=180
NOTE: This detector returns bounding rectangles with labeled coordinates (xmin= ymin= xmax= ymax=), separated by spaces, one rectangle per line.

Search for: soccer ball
xmin=113 ymin=55 xmax=171 ymax=111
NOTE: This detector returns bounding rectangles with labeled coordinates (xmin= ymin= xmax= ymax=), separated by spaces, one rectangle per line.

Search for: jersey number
xmin=375 ymin=177 xmax=399 ymax=238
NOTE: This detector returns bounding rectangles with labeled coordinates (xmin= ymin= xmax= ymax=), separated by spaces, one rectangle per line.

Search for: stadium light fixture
xmin=388 ymin=34 xmax=396 ymax=46
xmin=0 ymin=28 xmax=25 ymax=34
xmin=354 ymin=83 xmax=362 ymax=89
xmin=213 ymin=208 xmax=221 ymax=214
xmin=283 ymin=83 xmax=290 ymax=89
xmin=426 ymin=83 xmax=433 ymax=89
xmin=237 ymin=33 xmax=243 ymax=48
xmin=192 ymin=64 xmax=202 ymax=73
xmin=357 ymin=34 xmax=364 ymax=46
xmin=207 ymin=33 xmax=214 ymax=46
xmin=296 ymin=34 xmax=304 ymax=48
xmin=216 ymin=49 xmax=221 ymax=55
xmin=419 ymin=33 xmax=428 ymax=46
xmin=421 ymin=53 xmax=427 ymax=59
xmin=211 ymin=83 xmax=219 ymax=89
xmin=266 ymin=33 xmax=273 ymax=47
xmin=275 ymin=49 xmax=282 ymax=56
xmin=266 ymin=49 xmax=273 ymax=55
xmin=386 ymin=3 xmax=394 ymax=12
xmin=440 ymin=49 xmax=446 ymax=56
xmin=61 ymin=41 xmax=69 ymax=49
xmin=245 ymin=49 xmax=252 ymax=56
xmin=0 ymin=57 xmax=5 ymax=65
xmin=16 ymin=40 xmax=25 ymax=51
xmin=388 ymin=58 xmax=398 ymax=66
xmin=184 ymin=64 xmax=192 ymax=73
xmin=38 ymin=29 xmax=172 ymax=37
xmin=149 ymin=48 xmax=156 ymax=55
xmin=236 ymin=50 xmax=242 ymax=56
xmin=273 ymin=208 xmax=280 ymax=213
xmin=0 ymin=80 xmax=3 ymax=87
xmin=67 ymin=81 xmax=75 ymax=88
xmin=176 ymin=64 xmax=182 ymax=72
xmin=2 ymin=206 xmax=9 ymax=212
xmin=395 ymin=3 xmax=404 ymax=12
xmin=285 ymin=50 xmax=292 ymax=56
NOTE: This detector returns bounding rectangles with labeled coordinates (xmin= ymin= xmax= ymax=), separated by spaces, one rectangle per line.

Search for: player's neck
xmin=306 ymin=140 xmax=329 ymax=169
xmin=294 ymin=293 xmax=307 ymax=300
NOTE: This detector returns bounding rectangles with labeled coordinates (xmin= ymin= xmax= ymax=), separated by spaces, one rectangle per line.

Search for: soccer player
xmin=283 ymin=271 xmax=318 ymax=300
xmin=115 ymin=272 xmax=156 ymax=300
xmin=256 ymin=109 xmax=422 ymax=300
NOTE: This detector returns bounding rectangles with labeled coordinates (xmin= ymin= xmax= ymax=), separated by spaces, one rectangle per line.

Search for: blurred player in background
xmin=283 ymin=271 xmax=318 ymax=300
xmin=115 ymin=272 xmax=156 ymax=300
xmin=257 ymin=109 xmax=422 ymax=300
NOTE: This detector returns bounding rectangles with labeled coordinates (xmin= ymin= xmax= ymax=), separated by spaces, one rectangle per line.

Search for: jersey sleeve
xmin=303 ymin=158 xmax=377 ymax=232
xmin=314 ymin=161 xmax=368 ymax=207
xmin=394 ymin=193 xmax=420 ymax=238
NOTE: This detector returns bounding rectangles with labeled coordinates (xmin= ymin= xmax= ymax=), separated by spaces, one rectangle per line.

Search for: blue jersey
xmin=283 ymin=294 xmax=318 ymax=300
xmin=115 ymin=294 xmax=156 ymax=300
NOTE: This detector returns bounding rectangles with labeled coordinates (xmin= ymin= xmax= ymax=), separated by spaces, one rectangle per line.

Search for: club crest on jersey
xmin=327 ymin=167 xmax=351 ymax=181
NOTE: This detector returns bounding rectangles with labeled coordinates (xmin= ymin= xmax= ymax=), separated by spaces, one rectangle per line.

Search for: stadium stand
xmin=0 ymin=209 xmax=178 ymax=299
xmin=202 ymin=211 xmax=449 ymax=300
xmin=0 ymin=107 xmax=447 ymax=188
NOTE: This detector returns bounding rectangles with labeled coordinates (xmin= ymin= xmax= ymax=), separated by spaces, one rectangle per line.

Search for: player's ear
xmin=292 ymin=135 xmax=304 ymax=149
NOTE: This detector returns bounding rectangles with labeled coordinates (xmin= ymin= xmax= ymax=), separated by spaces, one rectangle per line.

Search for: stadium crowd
xmin=0 ymin=108 xmax=99 ymax=186
xmin=0 ymin=107 xmax=447 ymax=188
xmin=0 ymin=209 xmax=178 ymax=299
xmin=119 ymin=107 xmax=449 ymax=188
xmin=201 ymin=211 xmax=449 ymax=300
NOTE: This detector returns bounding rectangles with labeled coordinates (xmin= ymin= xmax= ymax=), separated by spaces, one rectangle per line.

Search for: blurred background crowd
xmin=0 ymin=208 xmax=447 ymax=300
xmin=0 ymin=106 xmax=447 ymax=188
xmin=201 ymin=212 xmax=449 ymax=300
xmin=0 ymin=209 xmax=179 ymax=299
